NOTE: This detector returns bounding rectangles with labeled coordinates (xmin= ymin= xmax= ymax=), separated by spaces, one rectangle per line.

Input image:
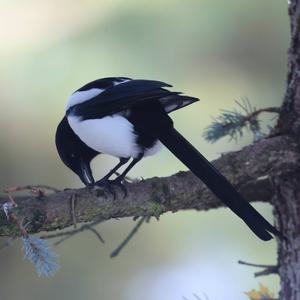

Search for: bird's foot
xmin=94 ymin=179 xmax=117 ymax=199
xmin=110 ymin=177 xmax=128 ymax=198
xmin=94 ymin=177 xmax=127 ymax=199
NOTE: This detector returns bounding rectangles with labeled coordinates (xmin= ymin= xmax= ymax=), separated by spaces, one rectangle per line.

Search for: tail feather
xmin=158 ymin=127 xmax=281 ymax=241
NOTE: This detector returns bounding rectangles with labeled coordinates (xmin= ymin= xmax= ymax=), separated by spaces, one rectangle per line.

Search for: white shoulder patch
xmin=66 ymin=88 xmax=103 ymax=111
xmin=113 ymin=79 xmax=131 ymax=86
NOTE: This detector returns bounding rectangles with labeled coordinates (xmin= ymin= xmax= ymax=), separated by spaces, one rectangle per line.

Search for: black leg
xmin=95 ymin=157 xmax=130 ymax=186
xmin=95 ymin=155 xmax=143 ymax=199
xmin=114 ymin=153 xmax=143 ymax=183
xmin=109 ymin=153 xmax=144 ymax=198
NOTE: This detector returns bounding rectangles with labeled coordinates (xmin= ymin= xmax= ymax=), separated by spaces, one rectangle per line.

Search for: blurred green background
xmin=0 ymin=1 xmax=289 ymax=299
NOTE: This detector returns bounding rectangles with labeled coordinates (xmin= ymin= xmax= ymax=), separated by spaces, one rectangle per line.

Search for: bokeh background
xmin=0 ymin=1 xmax=289 ymax=299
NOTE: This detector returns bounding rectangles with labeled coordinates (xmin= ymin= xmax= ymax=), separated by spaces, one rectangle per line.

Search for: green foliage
xmin=203 ymin=98 xmax=263 ymax=143
xmin=22 ymin=235 xmax=60 ymax=277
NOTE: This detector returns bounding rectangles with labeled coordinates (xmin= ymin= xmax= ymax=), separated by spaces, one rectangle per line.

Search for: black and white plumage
xmin=56 ymin=77 xmax=281 ymax=241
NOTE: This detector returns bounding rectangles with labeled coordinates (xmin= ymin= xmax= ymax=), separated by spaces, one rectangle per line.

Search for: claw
xmin=111 ymin=179 xmax=128 ymax=198
xmin=95 ymin=179 xmax=117 ymax=199
xmin=94 ymin=177 xmax=128 ymax=199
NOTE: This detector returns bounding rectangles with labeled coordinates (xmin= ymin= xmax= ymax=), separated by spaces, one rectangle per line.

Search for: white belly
xmin=67 ymin=115 xmax=162 ymax=158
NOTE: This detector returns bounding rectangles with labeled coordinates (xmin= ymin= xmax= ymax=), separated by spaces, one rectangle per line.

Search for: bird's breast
xmin=67 ymin=114 xmax=162 ymax=158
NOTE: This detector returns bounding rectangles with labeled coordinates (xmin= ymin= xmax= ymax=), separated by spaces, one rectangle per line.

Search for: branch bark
xmin=272 ymin=1 xmax=300 ymax=299
xmin=278 ymin=0 xmax=300 ymax=136
xmin=0 ymin=136 xmax=298 ymax=237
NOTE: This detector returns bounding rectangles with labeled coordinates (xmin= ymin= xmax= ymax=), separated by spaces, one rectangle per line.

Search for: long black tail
xmin=157 ymin=127 xmax=281 ymax=241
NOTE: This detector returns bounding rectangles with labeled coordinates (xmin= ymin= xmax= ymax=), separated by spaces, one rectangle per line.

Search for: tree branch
xmin=0 ymin=136 xmax=298 ymax=237
xmin=271 ymin=2 xmax=300 ymax=299
xmin=238 ymin=260 xmax=279 ymax=277
xmin=277 ymin=0 xmax=300 ymax=136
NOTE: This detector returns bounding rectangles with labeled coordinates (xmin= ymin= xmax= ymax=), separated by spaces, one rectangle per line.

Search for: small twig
xmin=88 ymin=228 xmax=105 ymax=244
xmin=30 ymin=185 xmax=61 ymax=193
xmin=6 ymin=194 xmax=17 ymax=207
xmin=2 ymin=202 xmax=28 ymax=237
xmin=3 ymin=185 xmax=60 ymax=198
xmin=243 ymin=106 xmax=281 ymax=124
xmin=203 ymin=100 xmax=281 ymax=143
xmin=41 ymin=231 xmax=77 ymax=240
xmin=238 ymin=260 xmax=279 ymax=277
xmin=238 ymin=260 xmax=277 ymax=268
xmin=203 ymin=293 xmax=209 ymax=300
xmin=254 ymin=268 xmax=279 ymax=277
xmin=4 ymin=185 xmax=44 ymax=197
xmin=41 ymin=219 xmax=105 ymax=246
xmin=2 ymin=192 xmax=28 ymax=238
xmin=70 ymin=194 xmax=77 ymax=229
xmin=4 ymin=185 xmax=42 ymax=196
xmin=110 ymin=216 xmax=146 ymax=258
xmin=53 ymin=234 xmax=72 ymax=246
xmin=41 ymin=228 xmax=87 ymax=241
xmin=11 ymin=215 xmax=28 ymax=237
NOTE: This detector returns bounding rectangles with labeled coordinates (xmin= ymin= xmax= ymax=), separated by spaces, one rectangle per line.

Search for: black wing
xmin=68 ymin=79 xmax=199 ymax=119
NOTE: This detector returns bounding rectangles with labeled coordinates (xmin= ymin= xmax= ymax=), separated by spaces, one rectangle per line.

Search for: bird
xmin=56 ymin=77 xmax=281 ymax=241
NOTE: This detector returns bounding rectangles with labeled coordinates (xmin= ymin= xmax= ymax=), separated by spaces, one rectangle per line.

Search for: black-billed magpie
xmin=56 ymin=77 xmax=281 ymax=241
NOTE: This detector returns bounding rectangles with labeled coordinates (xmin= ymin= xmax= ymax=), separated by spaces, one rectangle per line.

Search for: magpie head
xmin=55 ymin=117 xmax=97 ymax=186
